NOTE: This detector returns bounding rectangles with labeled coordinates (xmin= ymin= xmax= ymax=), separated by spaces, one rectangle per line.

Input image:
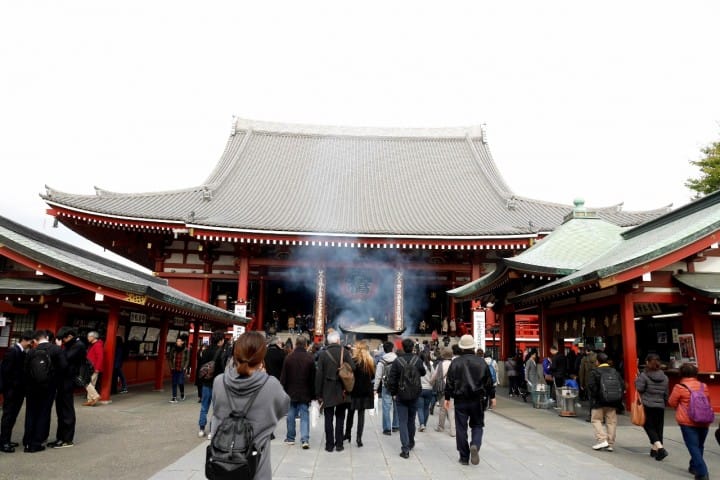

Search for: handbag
xmin=337 ymin=347 xmax=355 ymax=393
xmin=327 ymin=347 xmax=355 ymax=393
xmin=630 ymin=390 xmax=645 ymax=426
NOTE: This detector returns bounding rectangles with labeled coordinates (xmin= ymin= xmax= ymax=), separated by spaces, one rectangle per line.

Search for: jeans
xmin=286 ymin=401 xmax=310 ymax=443
xmin=416 ymin=389 xmax=433 ymax=427
xmin=381 ymin=389 xmax=399 ymax=432
xmin=396 ymin=399 xmax=418 ymax=454
xmin=454 ymin=399 xmax=485 ymax=461
xmin=680 ymin=425 xmax=709 ymax=477
xmin=198 ymin=385 xmax=212 ymax=430
xmin=171 ymin=370 xmax=185 ymax=398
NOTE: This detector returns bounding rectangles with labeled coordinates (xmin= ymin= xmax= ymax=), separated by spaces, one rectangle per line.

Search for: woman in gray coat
xmin=635 ymin=353 xmax=669 ymax=461
xmin=524 ymin=349 xmax=540 ymax=407
xmin=211 ymin=332 xmax=290 ymax=480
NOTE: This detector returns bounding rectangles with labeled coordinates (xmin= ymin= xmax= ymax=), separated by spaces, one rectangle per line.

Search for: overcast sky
xmin=1 ymin=1 xmax=719 ymax=266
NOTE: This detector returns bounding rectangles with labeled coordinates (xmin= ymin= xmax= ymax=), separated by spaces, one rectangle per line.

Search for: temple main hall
xmin=40 ymin=118 xmax=662 ymax=344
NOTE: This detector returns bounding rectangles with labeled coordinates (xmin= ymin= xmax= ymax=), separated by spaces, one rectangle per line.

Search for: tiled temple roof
xmin=42 ymin=118 xmax=667 ymax=240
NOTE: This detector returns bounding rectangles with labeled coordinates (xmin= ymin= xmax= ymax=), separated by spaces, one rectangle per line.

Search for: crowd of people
xmin=2 ymin=327 xmax=717 ymax=480
xmin=0 ymin=328 xmax=124 ymax=453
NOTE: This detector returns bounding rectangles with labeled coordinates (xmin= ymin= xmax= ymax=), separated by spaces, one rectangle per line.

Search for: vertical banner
xmin=314 ymin=269 xmax=326 ymax=337
xmin=393 ymin=271 xmax=404 ymax=332
xmin=232 ymin=325 xmax=245 ymax=340
xmin=473 ymin=310 xmax=486 ymax=351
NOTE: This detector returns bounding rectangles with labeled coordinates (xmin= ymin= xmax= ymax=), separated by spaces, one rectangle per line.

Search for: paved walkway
xmin=1 ymin=384 xmax=718 ymax=479
xmin=150 ymin=389 xmax=720 ymax=480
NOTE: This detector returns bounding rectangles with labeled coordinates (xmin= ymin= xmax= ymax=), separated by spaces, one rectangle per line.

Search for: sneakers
xmin=399 ymin=451 xmax=409 ymax=459
xmin=82 ymin=399 xmax=98 ymax=407
xmin=49 ymin=441 xmax=73 ymax=448
xmin=606 ymin=446 xmax=614 ymax=452
xmin=283 ymin=439 xmax=295 ymax=445
xmin=419 ymin=425 xmax=425 ymax=432
xmin=119 ymin=389 xmax=129 ymax=394
xmin=180 ymin=395 xmax=186 ymax=401
xmin=198 ymin=430 xmax=206 ymax=438
xmin=458 ymin=458 xmax=469 ymax=465
xmin=470 ymin=445 xmax=479 ymax=465
xmin=592 ymin=440 xmax=609 ymax=450
xmin=655 ymin=448 xmax=668 ymax=461
xmin=302 ymin=442 xmax=309 ymax=450
xmin=169 ymin=397 xmax=178 ymax=404
xmin=207 ymin=433 xmax=212 ymax=441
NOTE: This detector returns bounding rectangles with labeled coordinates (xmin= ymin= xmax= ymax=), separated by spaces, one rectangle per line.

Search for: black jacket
xmin=1 ymin=343 xmax=26 ymax=393
xmin=387 ymin=353 xmax=426 ymax=401
xmin=198 ymin=345 xmax=224 ymax=387
xmin=264 ymin=344 xmax=286 ymax=379
xmin=280 ymin=346 xmax=316 ymax=403
xmin=25 ymin=341 xmax=67 ymax=390
xmin=444 ymin=352 xmax=495 ymax=402
xmin=315 ymin=344 xmax=355 ymax=407
xmin=63 ymin=337 xmax=87 ymax=380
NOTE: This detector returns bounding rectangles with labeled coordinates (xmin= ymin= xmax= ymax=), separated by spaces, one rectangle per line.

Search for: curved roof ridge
xmin=513 ymin=194 xmax=672 ymax=213
xmin=232 ymin=117 xmax=486 ymax=139
xmin=43 ymin=183 xmax=209 ymax=200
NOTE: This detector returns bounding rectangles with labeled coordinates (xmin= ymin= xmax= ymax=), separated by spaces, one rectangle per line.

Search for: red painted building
xmin=0 ymin=216 xmax=243 ymax=400
xmin=449 ymin=195 xmax=720 ymax=410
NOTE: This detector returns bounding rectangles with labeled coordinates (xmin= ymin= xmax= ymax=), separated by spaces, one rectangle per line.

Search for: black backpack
xmin=74 ymin=357 xmax=94 ymax=387
xmin=27 ymin=347 xmax=53 ymax=386
xmin=206 ymin=377 xmax=268 ymax=480
xmin=396 ymin=356 xmax=422 ymax=401
xmin=598 ymin=367 xmax=623 ymax=404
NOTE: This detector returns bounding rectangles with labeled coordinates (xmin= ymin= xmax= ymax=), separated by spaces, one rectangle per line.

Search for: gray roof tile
xmin=42 ymin=119 xmax=666 ymax=239
xmin=0 ymin=215 xmax=244 ymax=323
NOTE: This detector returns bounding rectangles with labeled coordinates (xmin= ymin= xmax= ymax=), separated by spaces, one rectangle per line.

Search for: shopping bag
xmin=310 ymin=400 xmax=320 ymax=429
xmin=369 ymin=393 xmax=378 ymax=416
xmin=630 ymin=391 xmax=645 ymax=426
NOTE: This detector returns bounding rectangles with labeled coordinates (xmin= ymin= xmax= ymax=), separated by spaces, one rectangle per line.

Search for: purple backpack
xmin=680 ymin=383 xmax=715 ymax=424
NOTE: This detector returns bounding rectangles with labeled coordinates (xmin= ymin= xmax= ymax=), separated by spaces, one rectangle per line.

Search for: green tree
xmin=686 ymin=136 xmax=720 ymax=197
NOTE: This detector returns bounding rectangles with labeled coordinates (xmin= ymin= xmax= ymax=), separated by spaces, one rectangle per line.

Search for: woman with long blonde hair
xmin=343 ymin=340 xmax=376 ymax=447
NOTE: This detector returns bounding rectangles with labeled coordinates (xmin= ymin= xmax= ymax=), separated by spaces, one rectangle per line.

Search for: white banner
xmin=473 ymin=310 xmax=486 ymax=352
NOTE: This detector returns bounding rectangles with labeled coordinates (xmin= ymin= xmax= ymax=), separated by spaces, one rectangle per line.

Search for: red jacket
xmin=668 ymin=377 xmax=711 ymax=426
xmin=87 ymin=339 xmax=105 ymax=373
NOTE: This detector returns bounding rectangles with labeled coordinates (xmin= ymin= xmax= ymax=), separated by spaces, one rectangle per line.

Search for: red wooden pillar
xmin=154 ymin=319 xmax=169 ymax=391
xmin=256 ymin=276 xmax=265 ymax=332
xmin=539 ymin=305 xmax=551 ymax=357
xmin=35 ymin=307 xmax=64 ymax=333
xmin=237 ymin=256 xmax=249 ymax=307
xmin=501 ymin=311 xmax=515 ymax=360
xmin=189 ymin=323 xmax=199 ymax=383
xmin=687 ymin=300 xmax=715 ymax=371
xmin=99 ymin=306 xmax=119 ymax=402
xmin=620 ymin=292 xmax=638 ymax=408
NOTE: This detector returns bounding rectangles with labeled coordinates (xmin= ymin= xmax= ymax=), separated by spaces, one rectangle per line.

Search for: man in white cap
xmin=444 ymin=334 xmax=496 ymax=466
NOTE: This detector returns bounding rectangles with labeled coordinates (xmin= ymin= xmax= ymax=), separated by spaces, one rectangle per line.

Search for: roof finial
xmin=573 ymin=198 xmax=586 ymax=212
xmin=480 ymin=123 xmax=488 ymax=144
xmin=230 ymin=115 xmax=237 ymax=136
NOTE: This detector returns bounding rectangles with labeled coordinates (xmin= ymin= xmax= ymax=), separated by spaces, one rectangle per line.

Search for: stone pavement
xmin=1 ymin=385 xmax=718 ymax=479
xmin=150 ymin=388 xmax=720 ymax=480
